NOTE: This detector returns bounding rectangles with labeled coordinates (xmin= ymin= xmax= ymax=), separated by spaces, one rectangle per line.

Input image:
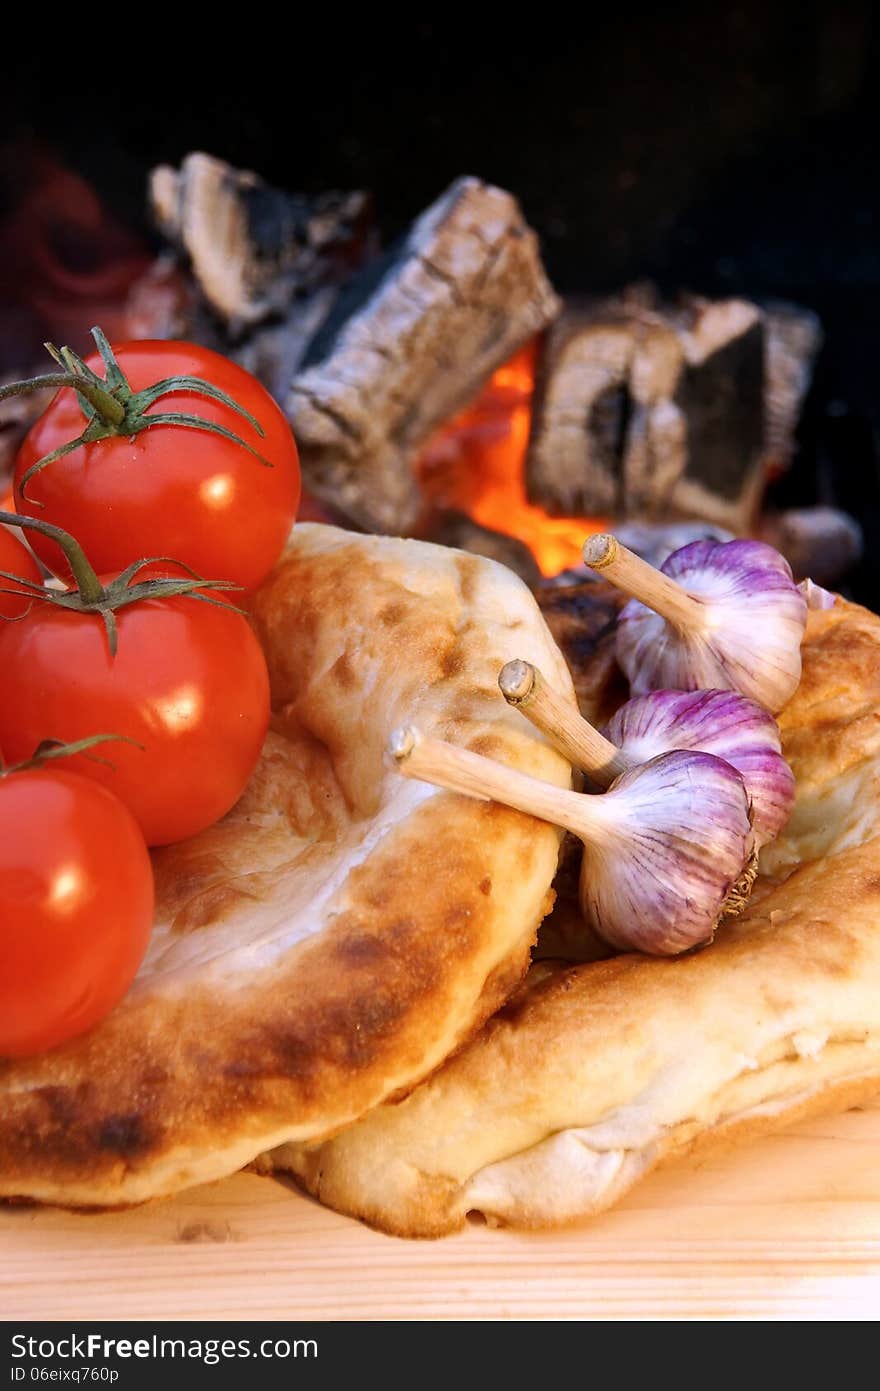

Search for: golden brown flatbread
xmin=267 ymin=599 xmax=880 ymax=1236
xmin=0 ymin=524 xmax=574 ymax=1207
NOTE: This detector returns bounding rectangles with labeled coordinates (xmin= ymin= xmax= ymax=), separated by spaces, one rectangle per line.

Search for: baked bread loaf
xmin=267 ymin=598 xmax=880 ymax=1235
xmin=0 ymin=524 xmax=574 ymax=1206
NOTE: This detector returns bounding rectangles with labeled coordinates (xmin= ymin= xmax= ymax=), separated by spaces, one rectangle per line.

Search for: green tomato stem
xmin=0 ymin=371 xmax=126 ymax=427
xmin=0 ymin=510 xmax=105 ymax=605
xmin=0 ymin=512 xmax=243 ymax=663
xmin=4 ymin=328 xmax=271 ymax=503
xmin=0 ymin=734 xmax=142 ymax=779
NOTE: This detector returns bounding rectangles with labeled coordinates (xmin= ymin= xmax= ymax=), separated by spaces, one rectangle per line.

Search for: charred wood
xmin=634 ymin=296 xmax=766 ymax=530
xmin=527 ymin=290 xmax=798 ymax=534
xmin=424 ymin=509 xmax=541 ymax=586
xmin=527 ymin=306 xmax=633 ymax=516
xmin=150 ymin=153 xmax=374 ymax=336
xmin=287 ymin=177 xmax=560 ymax=534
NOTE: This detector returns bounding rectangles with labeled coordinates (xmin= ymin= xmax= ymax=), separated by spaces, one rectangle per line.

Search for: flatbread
xmin=0 ymin=524 xmax=574 ymax=1207
xmin=268 ymin=598 xmax=880 ymax=1236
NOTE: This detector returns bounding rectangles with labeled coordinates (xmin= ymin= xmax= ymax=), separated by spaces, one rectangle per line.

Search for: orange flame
xmin=418 ymin=340 xmax=607 ymax=576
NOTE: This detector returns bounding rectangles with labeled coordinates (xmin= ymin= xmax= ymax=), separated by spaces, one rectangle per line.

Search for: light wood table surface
xmin=3 ymin=1096 xmax=880 ymax=1321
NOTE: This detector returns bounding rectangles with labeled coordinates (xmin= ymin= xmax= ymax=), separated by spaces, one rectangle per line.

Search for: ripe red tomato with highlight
xmin=0 ymin=767 xmax=154 ymax=1058
xmin=0 ymin=525 xmax=42 ymax=619
xmin=0 ymin=584 xmax=271 ymax=846
xmin=14 ymin=340 xmax=300 ymax=591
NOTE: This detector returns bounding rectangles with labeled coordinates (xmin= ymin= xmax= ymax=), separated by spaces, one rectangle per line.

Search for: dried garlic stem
xmin=498 ymin=659 xmax=628 ymax=787
xmin=389 ymin=726 xmax=590 ymax=837
xmin=390 ymin=729 xmax=755 ymax=957
xmin=583 ymin=533 xmax=707 ymax=633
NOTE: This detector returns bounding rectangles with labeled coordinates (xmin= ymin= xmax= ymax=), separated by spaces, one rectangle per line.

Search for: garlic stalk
xmin=389 ymin=727 xmax=754 ymax=956
xmin=582 ymin=534 xmax=808 ymax=713
xmin=499 ymin=660 xmax=794 ymax=849
xmin=498 ymin=659 xmax=630 ymax=786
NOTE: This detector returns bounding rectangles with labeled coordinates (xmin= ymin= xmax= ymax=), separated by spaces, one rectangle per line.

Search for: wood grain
xmin=3 ymin=1098 xmax=880 ymax=1321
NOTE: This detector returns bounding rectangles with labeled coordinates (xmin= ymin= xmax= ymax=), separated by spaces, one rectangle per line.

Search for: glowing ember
xmin=418 ymin=340 xmax=608 ymax=576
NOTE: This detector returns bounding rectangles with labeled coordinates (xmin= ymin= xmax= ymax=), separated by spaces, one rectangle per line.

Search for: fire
xmin=418 ymin=340 xmax=607 ymax=576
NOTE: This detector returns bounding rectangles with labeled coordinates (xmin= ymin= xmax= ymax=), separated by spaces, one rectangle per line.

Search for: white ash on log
xmin=527 ymin=307 xmax=633 ymax=516
xmin=150 ymin=152 xmax=374 ymax=336
xmin=287 ymin=177 xmax=561 ymax=535
xmin=232 ymin=289 xmax=342 ymax=405
xmin=630 ymin=295 xmax=766 ymax=529
xmin=526 ymin=289 xmax=768 ymax=532
xmin=762 ymin=300 xmax=823 ymax=478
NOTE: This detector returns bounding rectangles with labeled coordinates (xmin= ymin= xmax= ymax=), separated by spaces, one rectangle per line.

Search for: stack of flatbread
xmin=2 ymin=524 xmax=879 ymax=1236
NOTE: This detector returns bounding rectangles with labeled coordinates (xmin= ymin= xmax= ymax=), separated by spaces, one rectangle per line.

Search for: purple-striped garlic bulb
xmin=389 ymin=727 xmax=754 ymax=957
xmin=499 ymin=660 xmax=794 ymax=852
xmin=602 ymin=689 xmax=794 ymax=848
xmin=583 ymin=534 xmax=808 ymax=713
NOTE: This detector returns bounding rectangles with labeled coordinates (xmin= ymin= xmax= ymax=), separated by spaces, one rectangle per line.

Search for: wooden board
xmin=3 ymin=1096 xmax=880 ymax=1321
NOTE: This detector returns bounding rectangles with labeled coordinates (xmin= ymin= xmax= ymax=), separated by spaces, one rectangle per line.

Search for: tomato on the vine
xmin=14 ymin=338 xmax=300 ymax=591
xmin=0 ymin=766 xmax=154 ymax=1058
xmin=0 ymin=575 xmax=271 ymax=847
xmin=0 ymin=525 xmax=42 ymax=619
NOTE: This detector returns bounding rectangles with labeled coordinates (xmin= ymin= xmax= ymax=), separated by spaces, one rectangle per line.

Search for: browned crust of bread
xmin=269 ymin=599 xmax=880 ymax=1236
xmin=0 ymin=526 xmax=574 ymax=1207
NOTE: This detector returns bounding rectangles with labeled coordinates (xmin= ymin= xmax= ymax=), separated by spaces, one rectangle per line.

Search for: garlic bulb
xmin=603 ymin=689 xmax=794 ymax=848
xmin=389 ymin=727 xmax=753 ymax=957
xmin=583 ymin=534 xmax=808 ymax=713
xmin=499 ymin=658 xmax=793 ymax=850
xmin=579 ymin=751 xmax=755 ymax=954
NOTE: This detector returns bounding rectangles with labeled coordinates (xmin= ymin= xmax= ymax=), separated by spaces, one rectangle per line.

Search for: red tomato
xmin=0 ymin=584 xmax=271 ymax=846
xmin=0 ymin=525 xmax=42 ymax=619
xmin=14 ymin=341 xmax=300 ymax=591
xmin=0 ymin=767 xmax=154 ymax=1058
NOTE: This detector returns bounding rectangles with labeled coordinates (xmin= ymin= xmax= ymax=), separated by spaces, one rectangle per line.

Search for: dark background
xmin=2 ymin=3 xmax=878 ymax=592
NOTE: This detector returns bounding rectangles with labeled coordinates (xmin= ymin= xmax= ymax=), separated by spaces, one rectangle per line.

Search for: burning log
xmin=423 ymin=510 xmax=541 ymax=587
xmin=526 ymin=307 xmax=633 ymax=516
xmin=762 ymin=300 xmax=823 ymax=479
xmin=150 ymin=153 xmax=373 ymax=336
xmin=629 ymin=295 xmax=765 ymax=530
xmin=527 ymin=290 xmax=786 ymax=533
xmin=287 ymin=177 xmax=561 ymax=534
